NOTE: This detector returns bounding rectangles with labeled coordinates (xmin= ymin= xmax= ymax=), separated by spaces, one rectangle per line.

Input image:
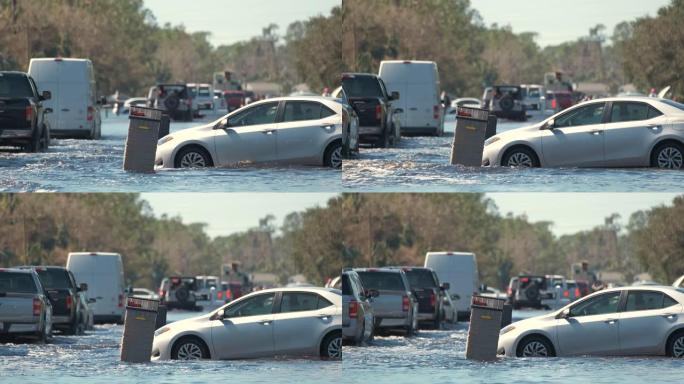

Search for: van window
xmin=356 ymin=271 xmax=405 ymax=291
xmin=0 ymin=272 xmax=38 ymax=293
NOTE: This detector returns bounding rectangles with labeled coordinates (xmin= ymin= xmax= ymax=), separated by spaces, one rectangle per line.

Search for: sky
xmin=141 ymin=193 xmax=679 ymax=238
xmin=143 ymin=0 xmax=339 ymax=47
xmin=488 ymin=193 xmax=679 ymax=236
xmin=469 ymin=0 xmax=671 ymax=47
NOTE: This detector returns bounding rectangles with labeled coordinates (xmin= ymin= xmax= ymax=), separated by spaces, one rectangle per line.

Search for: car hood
xmin=510 ymin=311 xmax=558 ymax=329
xmin=163 ymin=312 xmax=213 ymax=331
xmin=491 ymin=121 xmax=544 ymax=142
xmin=168 ymin=122 xmax=217 ymax=141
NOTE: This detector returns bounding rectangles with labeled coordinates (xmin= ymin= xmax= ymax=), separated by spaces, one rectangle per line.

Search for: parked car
xmin=479 ymin=285 xmax=507 ymax=300
xmin=341 ymin=72 xmax=400 ymax=147
xmin=214 ymin=90 xmax=226 ymax=110
xmin=216 ymin=281 xmax=244 ymax=303
xmin=16 ymin=266 xmax=87 ymax=335
xmin=446 ymin=98 xmax=481 ymax=120
xmin=195 ymin=275 xmax=219 ymax=303
xmin=128 ymin=288 xmax=159 ymax=301
xmin=440 ymin=290 xmax=457 ymax=324
xmin=0 ymin=71 xmax=52 ymax=152
xmin=117 ymin=97 xmax=148 ymax=116
xmin=424 ymin=252 xmax=479 ymax=321
xmin=0 ymin=268 xmax=53 ymax=342
xmin=66 ymin=252 xmax=125 ymax=324
xmin=188 ymin=83 xmax=215 ymax=116
xmin=565 ymin=280 xmax=584 ymax=302
xmin=353 ymin=268 xmax=418 ymax=336
xmin=151 ymin=287 xmax=342 ymax=360
xmin=388 ymin=267 xmax=447 ymax=329
xmin=540 ymin=275 xmax=571 ymax=310
xmin=341 ymin=270 xmax=376 ymax=345
xmin=498 ymin=286 xmax=684 ymax=358
xmin=159 ymin=276 xmax=201 ymax=311
xmin=508 ymin=275 xmax=546 ymax=310
xmin=483 ymin=97 xmax=684 ymax=169
xmin=332 ymin=86 xmax=361 ymax=158
xmin=485 ymin=85 xmax=527 ymax=121
xmin=155 ymin=96 xmax=343 ymax=169
xmin=378 ymin=60 xmax=443 ymax=136
xmin=28 ymin=58 xmax=102 ymax=139
xmin=520 ymin=84 xmax=546 ymax=115
xmin=147 ymin=84 xmax=193 ymax=121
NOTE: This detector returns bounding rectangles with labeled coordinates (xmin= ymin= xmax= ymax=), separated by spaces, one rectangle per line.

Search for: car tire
xmin=171 ymin=336 xmax=210 ymax=360
xmin=502 ymin=146 xmax=540 ymax=168
xmin=666 ymin=331 xmax=684 ymax=358
xmin=433 ymin=317 xmax=441 ymax=330
xmin=174 ymin=146 xmax=214 ymax=169
xmin=320 ymin=331 xmax=342 ymax=359
xmin=516 ymin=335 xmax=555 ymax=358
xmin=651 ymin=141 xmax=684 ymax=170
xmin=324 ymin=141 xmax=343 ymax=169
xmin=25 ymin=128 xmax=43 ymax=153
xmin=378 ymin=127 xmax=390 ymax=149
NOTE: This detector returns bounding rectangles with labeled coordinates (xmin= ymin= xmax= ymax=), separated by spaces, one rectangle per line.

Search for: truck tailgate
xmin=0 ymin=98 xmax=31 ymax=130
xmin=369 ymin=290 xmax=405 ymax=318
xmin=0 ymin=292 xmax=36 ymax=322
xmin=348 ymin=97 xmax=382 ymax=127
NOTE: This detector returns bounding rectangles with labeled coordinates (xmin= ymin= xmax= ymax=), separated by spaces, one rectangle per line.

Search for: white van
xmin=66 ymin=252 xmax=125 ymax=324
xmin=28 ymin=58 xmax=101 ymax=139
xmin=424 ymin=251 xmax=479 ymax=320
xmin=378 ymin=60 xmax=443 ymax=136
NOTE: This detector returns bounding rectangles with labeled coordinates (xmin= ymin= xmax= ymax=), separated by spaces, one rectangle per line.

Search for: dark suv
xmin=16 ymin=266 xmax=87 ymax=335
xmin=0 ymin=71 xmax=52 ymax=152
xmin=507 ymin=275 xmax=547 ymax=309
xmin=159 ymin=276 xmax=201 ymax=311
xmin=341 ymin=73 xmax=400 ymax=148
xmin=485 ymin=85 xmax=526 ymax=121
xmin=389 ymin=267 xmax=448 ymax=329
xmin=147 ymin=84 xmax=193 ymax=121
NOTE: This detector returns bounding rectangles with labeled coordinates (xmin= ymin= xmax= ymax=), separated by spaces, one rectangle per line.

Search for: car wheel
xmin=172 ymin=337 xmax=209 ymax=360
xmin=516 ymin=336 xmax=555 ymax=358
xmin=320 ymin=331 xmax=342 ymax=359
xmin=667 ymin=331 xmax=684 ymax=358
xmin=324 ymin=141 xmax=343 ymax=169
xmin=652 ymin=141 xmax=684 ymax=170
xmin=26 ymin=128 xmax=42 ymax=153
xmin=378 ymin=128 xmax=390 ymax=148
xmin=433 ymin=317 xmax=441 ymax=330
xmin=502 ymin=147 xmax=540 ymax=168
xmin=174 ymin=146 xmax=214 ymax=169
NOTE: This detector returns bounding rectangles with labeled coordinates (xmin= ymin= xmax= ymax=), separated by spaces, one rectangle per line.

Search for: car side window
xmin=648 ymin=106 xmax=664 ymax=119
xmin=610 ymin=102 xmax=654 ymax=123
xmin=555 ymin=103 xmax=606 ymax=128
xmin=625 ymin=291 xmax=664 ymax=312
xmin=317 ymin=296 xmax=334 ymax=309
xmin=663 ymin=294 xmax=679 ymax=308
xmin=283 ymin=102 xmax=325 ymax=123
xmin=569 ymin=292 xmax=620 ymax=317
xmin=229 ymin=102 xmax=279 ymax=127
xmin=280 ymin=292 xmax=320 ymax=313
xmin=224 ymin=293 xmax=275 ymax=318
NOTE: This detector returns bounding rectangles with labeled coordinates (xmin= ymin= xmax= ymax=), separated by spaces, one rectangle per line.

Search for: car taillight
xmin=118 ymin=294 xmax=124 ymax=308
xmin=349 ymin=300 xmax=359 ymax=319
xmin=226 ymin=290 xmax=232 ymax=300
xmin=575 ymin=288 xmax=581 ymax=297
xmin=375 ymin=105 xmax=382 ymax=120
xmin=507 ymin=287 xmax=513 ymax=296
xmin=25 ymin=106 xmax=33 ymax=122
xmin=217 ymin=291 xmax=223 ymax=300
xmin=33 ymin=298 xmax=41 ymax=316
xmin=159 ymin=289 xmax=165 ymax=297
xmin=87 ymin=106 xmax=94 ymax=121
xmin=563 ymin=290 xmax=570 ymax=298
xmin=433 ymin=105 xmax=440 ymax=120
xmin=430 ymin=292 xmax=436 ymax=308
xmin=402 ymin=295 xmax=409 ymax=312
xmin=66 ymin=295 xmax=73 ymax=309
xmin=551 ymin=99 xmax=557 ymax=110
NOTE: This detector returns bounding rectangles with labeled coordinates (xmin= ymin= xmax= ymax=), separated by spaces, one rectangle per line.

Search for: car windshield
xmin=198 ymin=87 xmax=211 ymax=97
xmin=404 ymin=269 xmax=437 ymax=289
xmin=159 ymin=85 xmax=187 ymax=98
xmin=342 ymin=76 xmax=383 ymax=98
xmin=35 ymin=269 xmax=72 ymax=289
xmin=527 ymin=88 xmax=542 ymax=98
xmin=0 ymin=74 xmax=34 ymax=98
xmin=356 ymin=271 xmax=405 ymax=291
xmin=662 ymin=99 xmax=684 ymax=112
xmin=0 ymin=272 xmax=38 ymax=293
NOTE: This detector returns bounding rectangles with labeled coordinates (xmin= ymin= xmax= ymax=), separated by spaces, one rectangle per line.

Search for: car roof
xmin=0 ymin=267 xmax=36 ymax=274
xmin=250 ymin=286 xmax=340 ymax=295
xmin=341 ymin=72 xmax=379 ymax=78
xmin=15 ymin=265 xmax=66 ymax=270
xmin=0 ymin=71 xmax=28 ymax=76
xmin=354 ymin=267 xmax=403 ymax=274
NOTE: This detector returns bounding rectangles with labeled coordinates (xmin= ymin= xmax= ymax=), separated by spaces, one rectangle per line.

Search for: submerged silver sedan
xmin=155 ymin=96 xmax=343 ymax=169
xmin=483 ymin=97 xmax=684 ymax=169
xmin=498 ymin=286 xmax=684 ymax=358
xmin=152 ymin=287 xmax=341 ymax=361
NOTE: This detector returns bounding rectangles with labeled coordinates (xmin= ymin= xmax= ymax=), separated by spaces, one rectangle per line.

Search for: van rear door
xmin=406 ymin=83 xmax=437 ymax=129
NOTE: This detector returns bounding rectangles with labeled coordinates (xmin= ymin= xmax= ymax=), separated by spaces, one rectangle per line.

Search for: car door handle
xmin=647 ymin=124 xmax=662 ymax=131
xmin=261 ymin=130 xmax=276 ymax=135
xmin=589 ymin=130 xmax=603 ymax=135
xmin=662 ymin=314 xmax=677 ymax=320
xmin=61 ymin=108 xmax=70 ymax=112
xmin=258 ymin=320 xmax=272 ymax=325
xmin=320 ymin=125 xmax=335 ymax=131
xmin=317 ymin=315 xmax=331 ymax=320
xmin=604 ymin=319 xmax=618 ymax=325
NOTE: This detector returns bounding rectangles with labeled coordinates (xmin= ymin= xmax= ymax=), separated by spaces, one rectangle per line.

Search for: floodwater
xmin=0 ymin=110 xmax=340 ymax=192
xmin=342 ymin=117 xmax=684 ymax=192
xmin=0 ymin=310 xmax=340 ymax=384
xmin=342 ymin=311 xmax=683 ymax=384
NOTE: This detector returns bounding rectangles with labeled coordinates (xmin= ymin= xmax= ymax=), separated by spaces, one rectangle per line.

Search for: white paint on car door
xmin=541 ymin=102 xmax=607 ymax=167
xmin=555 ymin=291 xmax=621 ymax=356
xmin=213 ymin=102 xmax=278 ymax=165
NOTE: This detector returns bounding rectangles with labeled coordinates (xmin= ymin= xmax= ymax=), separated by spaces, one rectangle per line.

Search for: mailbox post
xmin=120 ymin=297 xmax=159 ymax=363
xmin=465 ymin=295 xmax=506 ymax=361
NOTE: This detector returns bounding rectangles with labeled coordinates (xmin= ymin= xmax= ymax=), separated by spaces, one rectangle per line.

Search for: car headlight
xmin=484 ymin=136 xmax=500 ymax=147
xmin=154 ymin=326 xmax=170 ymax=337
xmin=500 ymin=325 xmax=515 ymax=335
xmin=158 ymin=135 xmax=174 ymax=146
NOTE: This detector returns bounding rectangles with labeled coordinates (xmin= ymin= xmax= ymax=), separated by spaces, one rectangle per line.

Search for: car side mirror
xmin=211 ymin=309 xmax=225 ymax=321
xmin=45 ymin=108 xmax=53 ymax=114
xmin=393 ymin=108 xmax=404 ymax=114
xmin=391 ymin=91 xmax=400 ymax=101
xmin=215 ymin=118 xmax=229 ymax=129
xmin=545 ymin=119 xmax=555 ymax=130
xmin=41 ymin=91 xmax=51 ymax=101
xmin=556 ymin=308 xmax=571 ymax=319
xmin=441 ymin=283 xmax=450 ymax=291
xmin=79 ymin=283 xmax=88 ymax=292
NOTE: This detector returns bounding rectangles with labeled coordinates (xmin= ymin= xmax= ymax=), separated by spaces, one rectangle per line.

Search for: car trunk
xmin=348 ymin=97 xmax=382 ymax=127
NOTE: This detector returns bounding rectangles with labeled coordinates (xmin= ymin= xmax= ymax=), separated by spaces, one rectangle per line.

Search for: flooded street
xmin=343 ymin=311 xmax=683 ymax=384
xmin=343 ymin=118 xmax=684 ymax=192
xmin=0 ymin=310 xmax=340 ymax=384
xmin=0 ymin=111 xmax=340 ymax=193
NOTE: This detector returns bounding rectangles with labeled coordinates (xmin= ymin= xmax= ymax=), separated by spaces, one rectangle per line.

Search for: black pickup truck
xmin=341 ymin=73 xmax=401 ymax=148
xmin=0 ymin=71 xmax=52 ymax=152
